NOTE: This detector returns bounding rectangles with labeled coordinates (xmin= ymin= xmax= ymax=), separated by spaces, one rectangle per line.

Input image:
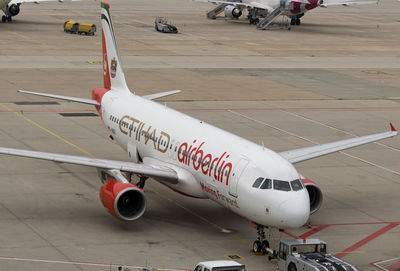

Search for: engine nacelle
xmin=8 ymin=4 xmax=20 ymax=16
xmin=224 ymin=5 xmax=242 ymax=19
xmin=100 ymin=179 xmax=146 ymax=221
xmin=302 ymin=179 xmax=323 ymax=214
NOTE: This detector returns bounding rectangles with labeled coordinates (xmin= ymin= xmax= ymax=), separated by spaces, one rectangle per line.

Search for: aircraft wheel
xmin=295 ymin=18 xmax=301 ymax=25
xmin=253 ymin=240 xmax=262 ymax=253
xmin=262 ymin=240 xmax=270 ymax=254
xmin=288 ymin=263 xmax=297 ymax=271
xmin=2 ymin=15 xmax=6 ymax=23
xmin=290 ymin=18 xmax=296 ymax=25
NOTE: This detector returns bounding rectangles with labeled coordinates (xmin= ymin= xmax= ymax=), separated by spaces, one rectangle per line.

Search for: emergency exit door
xmin=229 ymin=158 xmax=249 ymax=197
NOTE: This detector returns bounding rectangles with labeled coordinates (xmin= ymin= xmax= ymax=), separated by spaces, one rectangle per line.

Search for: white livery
xmin=0 ymin=2 xmax=396 ymax=254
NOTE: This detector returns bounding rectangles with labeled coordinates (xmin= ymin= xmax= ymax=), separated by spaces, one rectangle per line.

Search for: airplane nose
xmin=278 ymin=197 xmax=310 ymax=228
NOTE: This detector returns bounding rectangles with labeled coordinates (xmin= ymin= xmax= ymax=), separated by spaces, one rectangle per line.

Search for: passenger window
xmin=260 ymin=179 xmax=272 ymax=189
xmin=273 ymin=180 xmax=291 ymax=191
xmin=290 ymin=179 xmax=303 ymax=191
xmin=252 ymin=177 xmax=264 ymax=188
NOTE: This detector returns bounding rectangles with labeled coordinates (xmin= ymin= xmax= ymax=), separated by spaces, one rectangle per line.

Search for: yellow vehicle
xmin=64 ymin=20 xmax=96 ymax=36
xmin=64 ymin=20 xmax=79 ymax=34
xmin=78 ymin=23 xmax=96 ymax=36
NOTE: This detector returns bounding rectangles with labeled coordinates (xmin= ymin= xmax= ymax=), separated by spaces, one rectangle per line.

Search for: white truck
xmin=277 ymin=239 xmax=357 ymax=271
xmin=194 ymin=260 xmax=245 ymax=271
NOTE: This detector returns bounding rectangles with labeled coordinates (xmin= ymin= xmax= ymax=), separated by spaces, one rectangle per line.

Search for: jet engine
xmin=100 ymin=179 xmax=146 ymax=221
xmin=302 ymin=179 xmax=323 ymax=214
xmin=7 ymin=4 xmax=20 ymax=16
xmin=224 ymin=5 xmax=242 ymax=19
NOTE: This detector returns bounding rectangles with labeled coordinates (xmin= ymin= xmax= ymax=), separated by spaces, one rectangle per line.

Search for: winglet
xmin=390 ymin=123 xmax=396 ymax=132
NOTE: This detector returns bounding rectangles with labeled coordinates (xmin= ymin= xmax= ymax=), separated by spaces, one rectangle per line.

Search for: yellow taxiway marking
xmin=1 ymin=102 xmax=252 ymax=249
xmin=333 ymin=250 xmax=366 ymax=254
xmin=0 ymin=103 xmax=95 ymax=158
xmin=87 ymin=61 xmax=102 ymax=65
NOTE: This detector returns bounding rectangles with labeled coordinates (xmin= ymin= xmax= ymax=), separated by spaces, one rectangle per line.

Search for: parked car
xmin=154 ymin=17 xmax=178 ymax=33
xmin=194 ymin=260 xmax=245 ymax=271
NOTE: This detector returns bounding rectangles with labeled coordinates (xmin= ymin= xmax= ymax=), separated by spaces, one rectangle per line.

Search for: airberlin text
xmin=178 ymin=140 xmax=232 ymax=185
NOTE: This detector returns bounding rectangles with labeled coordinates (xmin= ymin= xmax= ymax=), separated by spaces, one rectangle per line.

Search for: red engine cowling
xmin=100 ymin=179 xmax=146 ymax=221
xmin=302 ymin=179 xmax=323 ymax=214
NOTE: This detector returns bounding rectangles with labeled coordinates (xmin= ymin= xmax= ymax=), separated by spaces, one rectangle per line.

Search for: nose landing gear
xmin=253 ymin=224 xmax=272 ymax=255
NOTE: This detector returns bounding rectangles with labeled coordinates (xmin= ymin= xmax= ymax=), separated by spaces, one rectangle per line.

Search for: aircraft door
xmin=229 ymin=158 xmax=249 ymax=197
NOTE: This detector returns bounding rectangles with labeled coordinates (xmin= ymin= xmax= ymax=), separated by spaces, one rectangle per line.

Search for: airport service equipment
xmin=194 ymin=260 xmax=245 ymax=271
xmin=277 ymin=239 xmax=357 ymax=271
xmin=64 ymin=20 xmax=96 ymax=35
xmin=154 ymin=17 xmax=178 ymax=33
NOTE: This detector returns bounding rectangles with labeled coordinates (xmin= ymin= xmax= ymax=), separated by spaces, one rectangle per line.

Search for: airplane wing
xmin=279 ymin=124 xmax=397 ymax=164
xmin=319 ymin=0 xmax=378 ymax=7
xmin=0 ymin=147 xmax=178 ymax=184
xmin=194 ymin=0 xmax=274 ymax=10
xmin=9 ymin=0 xmax=78 ymax=4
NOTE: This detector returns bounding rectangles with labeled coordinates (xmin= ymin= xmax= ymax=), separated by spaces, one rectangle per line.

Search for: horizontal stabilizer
xmin=142 ymin=90 xmax=181 ymax=100
xmin=18 ymin=90 xmax=100 ymax=106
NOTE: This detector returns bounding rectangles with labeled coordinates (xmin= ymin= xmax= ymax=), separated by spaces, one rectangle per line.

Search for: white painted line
xmin=283 ymin=110 xmax=400 ymax=153
xmin=0 ymin=256 xmax=185 ymax=271
xmin=228 ymin=110 xmax=400 ymax=178
xmin=372 ymin=257 xmax=400 ymax=271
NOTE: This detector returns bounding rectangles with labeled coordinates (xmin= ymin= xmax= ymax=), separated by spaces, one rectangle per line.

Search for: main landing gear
xmin=126 ymin=173 xmax=148 ymax=189
xmin=253 ymin=224 xmax=271 ymax=255
xmin=136 ymin=176 xmax=148 ymax=189
xmin=2 ymin=15 xmax=12 ymax=23
xmin=290 ymin=14 xmax=304 ymax=26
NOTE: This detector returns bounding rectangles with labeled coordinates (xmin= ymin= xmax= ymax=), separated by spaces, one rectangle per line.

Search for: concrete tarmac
xmin=0 ymin=0 xmax=399 ymax=270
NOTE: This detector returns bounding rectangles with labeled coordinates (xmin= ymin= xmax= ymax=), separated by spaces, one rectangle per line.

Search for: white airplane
xmin=1 ymin=0 xmax=67 ymax=23
xmin=195 ymin=0 xmax=379 ymax=29
xmin=0 ymin=2 xmax=397 ymax=255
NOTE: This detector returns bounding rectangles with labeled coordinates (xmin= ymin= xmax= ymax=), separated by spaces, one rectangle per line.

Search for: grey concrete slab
xmin=0 ymin=0 xmax=399 ymax=270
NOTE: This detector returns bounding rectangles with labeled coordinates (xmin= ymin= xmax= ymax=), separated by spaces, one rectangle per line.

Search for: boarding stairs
xmin=207 ymin=0 xmax=242 ymax=19
xmin=256 ymin=0 xmax=291 ymax=30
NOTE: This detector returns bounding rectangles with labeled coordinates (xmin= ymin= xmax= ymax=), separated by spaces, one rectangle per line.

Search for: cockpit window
xmin=252 ymin=177 xmax=264 ymax=188
xmin=260 ymin=179 xmax=272 ymax=189
xmin=290 ymin=179 xmax=303 ymax=191
xmin=273 ymin=179 xmax=291 ymax=191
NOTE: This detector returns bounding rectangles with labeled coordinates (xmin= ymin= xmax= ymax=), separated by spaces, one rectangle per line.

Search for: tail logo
xmin=111 ymin=57 xmax=117 ymax=78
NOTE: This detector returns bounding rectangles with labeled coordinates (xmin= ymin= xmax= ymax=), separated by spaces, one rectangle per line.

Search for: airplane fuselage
xmin=98 ymin=89 xmax=310 ymax=229
xmin=246 ymin=0 xmax=319 ymax=16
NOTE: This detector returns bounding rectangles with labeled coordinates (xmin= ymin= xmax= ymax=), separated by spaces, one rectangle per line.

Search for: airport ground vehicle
xmin=194 ymin=260 xmax=245 ymax=271
xmin=277 ymin=239 xmax=357 ymax=271
xmin=64 ymin=20 xmax=96 ymax=35
xmin=154 ymin=17 xmax=178 ymax=33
